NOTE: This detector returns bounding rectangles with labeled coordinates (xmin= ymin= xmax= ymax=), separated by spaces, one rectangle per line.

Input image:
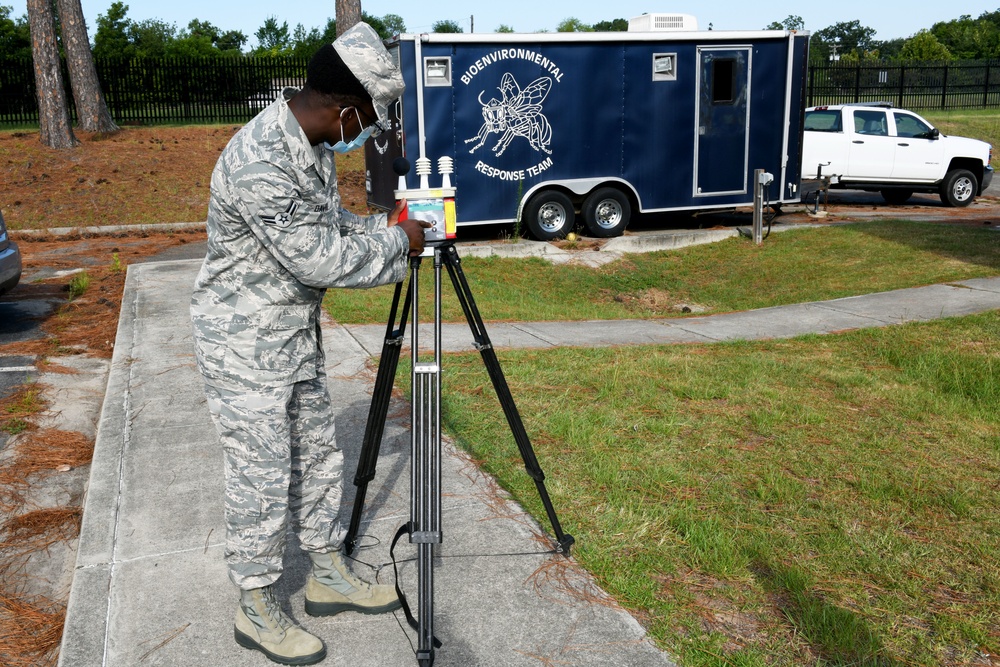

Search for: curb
xmin=13 ymin=222 xmax=206 ymax=238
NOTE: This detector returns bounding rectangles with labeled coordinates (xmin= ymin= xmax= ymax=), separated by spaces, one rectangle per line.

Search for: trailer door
xmin=694 ymin=47 xmax=751 ymax=196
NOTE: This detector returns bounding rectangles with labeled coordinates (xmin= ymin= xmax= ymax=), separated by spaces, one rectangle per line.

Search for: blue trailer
xmin=366 ymin=24 xmax=810 ymax=239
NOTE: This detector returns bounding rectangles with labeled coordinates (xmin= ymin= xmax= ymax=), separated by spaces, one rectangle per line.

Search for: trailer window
xmin=651 ymin=53 xmax=677 ymax=81
xmin=711 ymin=59 xmax=736 ymax=104
xmin=424 ymin=57 xmax=452 ymax=87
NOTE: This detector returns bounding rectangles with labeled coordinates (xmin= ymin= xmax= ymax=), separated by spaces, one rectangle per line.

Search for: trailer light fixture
xmin=652 ymin=53 xmax=677 ymax=81
xmin=424 ymin=58 xmax=452 ymax=86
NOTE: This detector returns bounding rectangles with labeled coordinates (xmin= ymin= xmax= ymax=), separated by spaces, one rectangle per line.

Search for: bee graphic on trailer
xmin=466 ymin=72 xmax=553 ymax=157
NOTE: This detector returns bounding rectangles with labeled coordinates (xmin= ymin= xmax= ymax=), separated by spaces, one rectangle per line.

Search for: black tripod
xmin=344 ymin=242 xmax=574 ymax=667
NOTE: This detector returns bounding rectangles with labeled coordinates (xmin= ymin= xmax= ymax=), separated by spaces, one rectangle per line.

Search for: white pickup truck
xmin=801 ymin=103 xmax=993 ymax=206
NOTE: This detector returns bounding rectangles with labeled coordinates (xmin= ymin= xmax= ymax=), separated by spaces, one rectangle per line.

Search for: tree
xmin=765 ymin=15 xmax=805 ymax=31
xmin=930 ymin=12 xmax=1000 ymax=59
xmin=26 ymin=0 xmax=77 ymax=147
xmin=814 ymin=20 xmax=878 ymax=55
xmin=56 ymin=0 xmax=118 ymax=133
xmin=93 ymin=1 xmax=133 ymax=58
xmin=556 ymin=17 xmax=591 ymax=32
xmin=216 ymin=29 xmax=246 ymax=53
xmin=0 ymin=5 xmax=32 ymax=58
xmin=900 ymin=30 xmax=953 ymax=61
xmin=129 ymin=18 xmax=176 ymax=57
xmin=253 ymin=16 xmax=290 ymax=55
xmin=381 ymin=13 xmax=405 ymax=36
xmin=495 ymin=24 xmax=514 ymax=33
xmin=877 ymin=37 xmax=905 ymax=59
xmin=362 ymin=13 xmax=387 ymax=39
xmin=335 ymin=0 xmax=361 ymax=37
xmin=432 ymin=19 xmax=463 ymax=33
xmin=592 ymin=18 xmax=628 ymax=31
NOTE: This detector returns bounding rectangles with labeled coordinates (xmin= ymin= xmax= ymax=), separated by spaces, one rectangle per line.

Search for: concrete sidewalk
xmin=58 ymin=257 xmax=1000 ymax=667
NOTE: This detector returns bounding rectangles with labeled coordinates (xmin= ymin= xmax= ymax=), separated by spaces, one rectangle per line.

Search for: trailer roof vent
xmin=628 ymin=13 xmax=698 ymax=32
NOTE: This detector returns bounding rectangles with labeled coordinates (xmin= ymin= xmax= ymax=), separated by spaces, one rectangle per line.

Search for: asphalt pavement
xmin=53 ymin=222 xmax=1000 ymax=667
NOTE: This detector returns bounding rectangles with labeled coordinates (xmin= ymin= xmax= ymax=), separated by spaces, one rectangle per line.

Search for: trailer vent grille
xmin=628 ymin=13 xmax=699 ymax=32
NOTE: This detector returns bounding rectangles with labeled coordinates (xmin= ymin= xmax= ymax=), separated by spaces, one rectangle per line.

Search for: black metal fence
xmin=3 ymin=56 xmax=1000 ymax=128
xmin=0 ymin=55 xmax=309 ymax=127
xmin=807 ymin=59 xmax=1000 ymax=109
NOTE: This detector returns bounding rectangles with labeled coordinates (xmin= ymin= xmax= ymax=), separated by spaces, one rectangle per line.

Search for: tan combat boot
xmin=304 ymin=550 xmax=402 ymax=617
xmin=234 ymin=586 xmax=326 ymax=665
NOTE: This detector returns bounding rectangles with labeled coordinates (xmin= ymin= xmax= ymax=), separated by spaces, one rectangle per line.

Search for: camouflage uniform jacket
xmin=191 ymin=89 xmax=408 ymax=391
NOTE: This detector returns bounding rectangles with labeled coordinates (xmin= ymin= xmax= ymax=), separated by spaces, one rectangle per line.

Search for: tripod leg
xmin=344 ymin=275 xmax=414 ymax=555
xmin=411 ymin=251 xmax=442 ymax=665
xmin=441 ymin=246 xmax=574 ymax=555
xmin=413 ymin=364 xmax=440 ymax=666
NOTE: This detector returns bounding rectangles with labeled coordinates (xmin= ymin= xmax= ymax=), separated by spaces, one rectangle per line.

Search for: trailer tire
xmin=939 ymin=169 xmax=977 ymax=207
xmin=581 ymin=188 xmax=630 ymax=237
xmin=524 ymin=191 xmax=575 ymax=240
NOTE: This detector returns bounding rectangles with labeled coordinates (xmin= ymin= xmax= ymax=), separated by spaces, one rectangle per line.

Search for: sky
xmin=7 ymin=0 xmax=999 ymax=48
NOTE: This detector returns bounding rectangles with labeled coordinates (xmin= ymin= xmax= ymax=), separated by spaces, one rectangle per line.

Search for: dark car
xmin=0 ymin=210 xmax=22 ymax=296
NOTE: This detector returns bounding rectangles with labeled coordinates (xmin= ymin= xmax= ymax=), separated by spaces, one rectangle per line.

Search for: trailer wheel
xmin=581 ymin=188 xmax=630 ymax=237
xmin=524 ymin=191 xmax=575 ymax=240
xmin=939 ymin=169 xmax=977 ymax=207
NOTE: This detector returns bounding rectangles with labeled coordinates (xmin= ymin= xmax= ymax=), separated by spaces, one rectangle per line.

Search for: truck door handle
xmin=898 ymin=142 xmax=909 ymax=147
xmin=852 ymin=140 xmax=864 ymax=144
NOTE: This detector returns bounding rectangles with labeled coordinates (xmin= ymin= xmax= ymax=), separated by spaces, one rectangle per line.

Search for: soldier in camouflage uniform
xmin=191 ymin=23 xmax=428 ymax=665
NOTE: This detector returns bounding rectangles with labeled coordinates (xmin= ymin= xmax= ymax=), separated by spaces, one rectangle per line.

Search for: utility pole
xmin=470 ymin=15 xmax=474 ymax=33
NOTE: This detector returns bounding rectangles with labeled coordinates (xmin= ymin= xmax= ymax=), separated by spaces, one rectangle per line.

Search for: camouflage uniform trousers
xmin=204 ymin=371 xmax=346 ymax=590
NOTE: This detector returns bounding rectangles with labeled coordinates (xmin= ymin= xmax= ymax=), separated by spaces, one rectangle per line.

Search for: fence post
xmin=854 ymin=63 xmax=861 ymax=102
xmin=985 ymin=63 xmax=991 ymax=107
xmin=898 ymin=65 xmax=905 ymax=108
xmin=940 ymin=64 xmax=948 ymax=109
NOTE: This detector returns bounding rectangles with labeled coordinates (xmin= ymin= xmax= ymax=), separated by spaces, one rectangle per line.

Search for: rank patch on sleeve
xmin=260 ymin=201 xmax=299 ymax=228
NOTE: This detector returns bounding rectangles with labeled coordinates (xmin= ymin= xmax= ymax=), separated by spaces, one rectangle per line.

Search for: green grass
xmin=424 ymin=311 xmax=1000 ymax=666
xmin=325 ymin=220 xmax=1000 ymax=324
xmin=67 ymin=271 xmax=91 ymax=300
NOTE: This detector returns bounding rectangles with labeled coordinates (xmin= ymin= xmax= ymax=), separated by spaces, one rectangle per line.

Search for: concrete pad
xmin=602 ymin=228 xmax=737 ymax=253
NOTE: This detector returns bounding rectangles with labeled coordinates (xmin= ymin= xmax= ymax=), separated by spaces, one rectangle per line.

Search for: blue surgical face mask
xmin=329 ymin=125 xmax=373 ymax=153
xmin=327 ymin=107 xmax=374 ymax=153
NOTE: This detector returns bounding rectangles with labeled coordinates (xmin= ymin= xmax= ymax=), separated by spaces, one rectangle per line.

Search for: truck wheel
xmin=880 ymin=189 xmax=913 ymax=205
xmin=939 ymin=169 xmax=978 ymax=207
xmin=524 ymin=191 xmax=575 ymax=240
xmin=582 ymin=188 xmax=631 ymax=237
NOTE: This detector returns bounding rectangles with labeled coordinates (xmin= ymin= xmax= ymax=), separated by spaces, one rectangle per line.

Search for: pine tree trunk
xmin=335 ymin=0 xmax=362 ymax=37
xmin=26 ymin=0 xmax=78 ymax=148
xmin=57 ymin=0 xmax=119 ymax=133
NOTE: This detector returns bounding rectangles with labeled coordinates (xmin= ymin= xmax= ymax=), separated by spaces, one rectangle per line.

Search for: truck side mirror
xmin=929 ymin=128 xmax=940 ymax=140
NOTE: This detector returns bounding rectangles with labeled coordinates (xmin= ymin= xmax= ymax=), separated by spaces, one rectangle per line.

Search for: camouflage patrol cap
xmin=333 ymin=22 xmax=404 ymax=128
